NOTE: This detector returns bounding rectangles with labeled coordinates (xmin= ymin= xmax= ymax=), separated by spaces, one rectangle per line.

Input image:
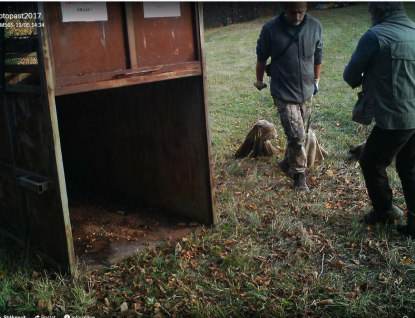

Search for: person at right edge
xmin=254 ymin=2 xmax=323 ymax=191
xmin=343 ymin=2 xmax=415 ymax=238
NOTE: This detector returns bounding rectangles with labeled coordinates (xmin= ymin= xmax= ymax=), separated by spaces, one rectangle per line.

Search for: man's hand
xmin=313 ymin=78 xmax=320 ymax=95
xmin=254 ymin=80 xmax=268 ymax=90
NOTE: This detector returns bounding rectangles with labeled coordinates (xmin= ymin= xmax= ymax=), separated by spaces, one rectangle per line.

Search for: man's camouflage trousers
xmin=273 ymin=96 xmax=313 ymax=174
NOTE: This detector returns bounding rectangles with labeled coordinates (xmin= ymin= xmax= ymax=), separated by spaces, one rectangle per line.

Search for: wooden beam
xmin=5 ymin=52 xmax=37 ymax=59
xmin=198 ymin=3 xmax=217 ymax=225
xmin=125 ymin=3 xmax=138 ymax=69
xmin=55 ymin=66 xmax=202 ymax=96
xmin=54 ymin=61 xmax=202 ymax=95
xmin=5 ymin=84 xmax=41 ymax=94
xmin=38 ymin=2 xmax=76 ymax=275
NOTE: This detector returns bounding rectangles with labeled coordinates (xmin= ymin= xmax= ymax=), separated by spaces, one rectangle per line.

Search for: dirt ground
xmin=67 ymin=184 xmax=198 ymax=268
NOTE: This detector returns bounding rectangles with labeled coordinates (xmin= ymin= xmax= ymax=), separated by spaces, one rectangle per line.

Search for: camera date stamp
xmin=0 ymin=12 xmax=44 ymax=28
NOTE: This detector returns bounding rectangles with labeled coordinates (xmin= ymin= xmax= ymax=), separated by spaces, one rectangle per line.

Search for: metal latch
xmin=18 ymin=175 xmax=53 ymax=194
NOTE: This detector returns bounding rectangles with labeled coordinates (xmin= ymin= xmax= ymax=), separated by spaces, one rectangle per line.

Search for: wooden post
xmin=125 ymin=3 xmax=138 ymax=69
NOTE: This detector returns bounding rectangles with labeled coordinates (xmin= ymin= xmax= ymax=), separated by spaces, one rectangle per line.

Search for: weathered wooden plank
xmin=125 ymin=3 xmax=138 ymax=69
xmin=55 ymin=61 xmax=200 ymax=87
xmin=197 ymin=3 xmax=217 ymax=224
xmin=5 ymin=84 xmax=41 ymax=94
xmin=5 ymin=72 xmax=39 ymax=85
xmin=5 ymin=52 xmax=37 ymax=59
xmin=55 ymin=62 xmax=202 ymax=96
xmin=36 ymin=2 xmax=75 ymax=272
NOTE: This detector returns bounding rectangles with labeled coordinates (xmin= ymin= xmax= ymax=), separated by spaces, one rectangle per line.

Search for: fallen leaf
xmin=344 ymin=292 xmax=357 ymax=299
xmin=37 ymin=299 xmax=53 ymax=313
xmin=403 ymin=257 xmax=412 ymax=264
xmin=120 ymin=302 xmax=128 ymax=312
xmin=327 ymin=260 xmax=347 ymax=267
xmin=316 ymin=299 xmax=333 ymax=307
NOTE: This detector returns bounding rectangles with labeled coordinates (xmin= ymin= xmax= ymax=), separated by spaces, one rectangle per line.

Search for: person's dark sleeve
xmin=314 ymin=24 xmax=323 ymax=65
xmin=343 ymin=30 xmax=380 ymax=88
xmin=256 ymin=25 xmax=271 ymax=63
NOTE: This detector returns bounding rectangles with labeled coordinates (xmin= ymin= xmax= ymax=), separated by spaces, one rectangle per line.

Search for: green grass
xmin=2 ymin=3 xmax=415 ymax=317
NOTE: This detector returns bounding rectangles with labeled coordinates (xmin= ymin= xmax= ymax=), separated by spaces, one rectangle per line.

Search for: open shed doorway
xmin=56 ymin=79 xmax=212 ymax=268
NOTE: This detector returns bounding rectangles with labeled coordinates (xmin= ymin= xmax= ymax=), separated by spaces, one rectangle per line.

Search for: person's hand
xmin=314 ymin=78 xmax=320 ymax=95
xmin=254 ymin=80 xmax=267 ymax=90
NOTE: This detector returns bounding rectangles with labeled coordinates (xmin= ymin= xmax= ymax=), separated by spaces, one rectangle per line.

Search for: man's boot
xmin=397 ymin=211 xmax=415 ymax=239
xmin=364 ymin=205 xmax=404 ymax=225
xmin=293 ymin=173 xmax=309 ymax=191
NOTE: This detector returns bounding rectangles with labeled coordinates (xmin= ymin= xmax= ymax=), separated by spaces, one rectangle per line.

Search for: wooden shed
xmin=0 ymin=2 xmax=216 ymax=273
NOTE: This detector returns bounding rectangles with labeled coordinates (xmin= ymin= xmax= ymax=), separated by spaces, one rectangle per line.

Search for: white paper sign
xmin=61 ymin=2 xmax=108 ymax=22
xmin=143 ymin=2 xmax=181 ymax=18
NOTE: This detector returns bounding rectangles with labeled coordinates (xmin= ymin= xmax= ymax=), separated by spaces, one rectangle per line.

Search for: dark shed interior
xmin=57 ymin=78 xmax=212 ymax=220
xmin=56 ymin=79 xmax=213 ymax=266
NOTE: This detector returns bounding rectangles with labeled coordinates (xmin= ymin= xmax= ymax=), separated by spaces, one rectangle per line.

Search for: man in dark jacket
xmin=343 ymin=2 xmax=415 ymax=238
xmin=254 ymin=2 xmax=323 ymax=191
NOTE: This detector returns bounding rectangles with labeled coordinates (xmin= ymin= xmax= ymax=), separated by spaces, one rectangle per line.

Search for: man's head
xmin=284 ymin=2 xmax=307 ymax=26
xmin=369 ymin=2 xmax=404 ymax=24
